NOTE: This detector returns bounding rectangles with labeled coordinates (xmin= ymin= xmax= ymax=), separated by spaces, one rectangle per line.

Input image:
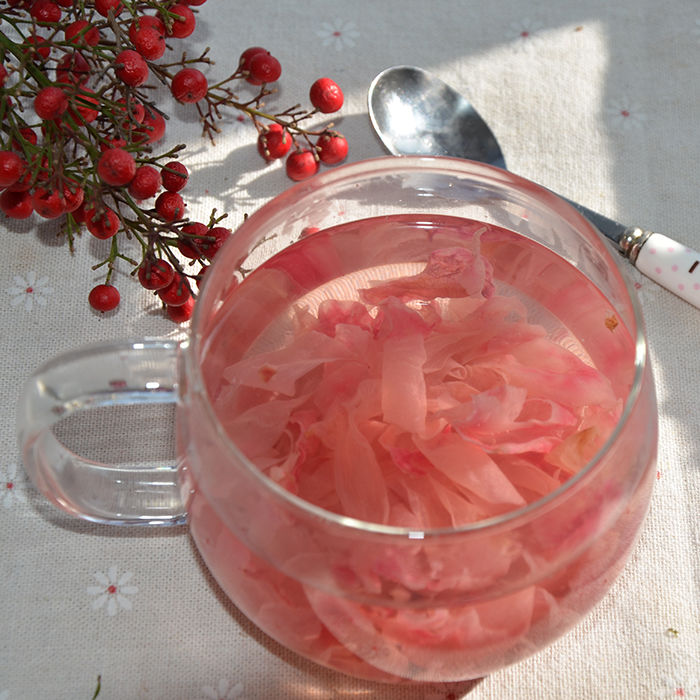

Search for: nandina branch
xmin=0 ymin=1 xmax=346 ymax=320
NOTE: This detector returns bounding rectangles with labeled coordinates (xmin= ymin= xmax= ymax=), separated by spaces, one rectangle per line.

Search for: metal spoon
xmin=368 ymin=65 xmax=700 ymax=309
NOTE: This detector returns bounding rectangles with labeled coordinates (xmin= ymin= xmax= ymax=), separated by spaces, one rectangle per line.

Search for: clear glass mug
xmin=18 ymin=156 xmax=657 ymax=683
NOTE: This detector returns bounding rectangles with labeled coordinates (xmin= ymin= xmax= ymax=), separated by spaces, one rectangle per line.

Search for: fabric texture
xmin=1 ymin=1 xmax=698 ymax=698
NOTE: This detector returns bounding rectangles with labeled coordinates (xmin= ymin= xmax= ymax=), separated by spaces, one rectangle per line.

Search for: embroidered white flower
xmin=201 ymin=679 xmax=245 ymax=700
xmin=315 ymin=19 xmax=360 ymax=51
xmin=508 ymin=18 xmax=544 ymax=49
xmin=7 ymin=271 xmax=53 ymax=311
xmin=655 ymin=673 xmax=700 ymax=697
xmin=0 ymin=463 xmax=26 ymax=508
xmin=605 ymin=97 xmax=648 ymax=131
xmin=87 ymin=567 xmax=138 ymax=616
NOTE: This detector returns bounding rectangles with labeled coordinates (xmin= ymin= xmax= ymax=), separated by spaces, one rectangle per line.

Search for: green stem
xmin=91 ymin=675 xmax=101 ymax=700
xmin=0 ymin=30 xmax=51 ymax=88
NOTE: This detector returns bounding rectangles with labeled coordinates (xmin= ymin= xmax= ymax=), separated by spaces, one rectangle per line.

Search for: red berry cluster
xmin=251 ymin=65 xmax=348 ymax=181
xmin=0 ymin=1 xmax=347 ymax=322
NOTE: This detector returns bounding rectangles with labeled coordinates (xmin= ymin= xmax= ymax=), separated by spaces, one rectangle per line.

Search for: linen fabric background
xmin=1 ymin=1 xmax=698 ymax=698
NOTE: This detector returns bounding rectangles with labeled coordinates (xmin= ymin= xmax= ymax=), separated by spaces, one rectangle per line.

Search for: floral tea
xmin=207 ymin=214 xmax=633 ymax=527
xmin=185 ymin=213 xmax=651 ymax=681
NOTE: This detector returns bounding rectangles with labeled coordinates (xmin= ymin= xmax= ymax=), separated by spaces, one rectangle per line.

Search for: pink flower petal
xmin=416 ymin=433 xmax=526 ymax=509
xmin=359 ymin=246 xmax=494 ymax=304
xmin=381 ymin=331 xmax=427 ymax=435
xmin=222 ymin=330 xmax=355 ymax=396
xmin=332 ymin=410 xmax=390 ymax=523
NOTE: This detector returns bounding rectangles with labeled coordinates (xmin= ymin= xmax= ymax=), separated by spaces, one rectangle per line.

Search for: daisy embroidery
xmin=655 ymin=673 xmax=700 ymax=698
xmin=201 ymin=679 xmax=245 ymax=700
xmin=0 ymin=462 xmax=26 ymax=508
xmin=7 ymin=271 xmax=53 ymax=311
xmin=508 ymin=18 xmax=544 ymax=50
xmin=315 ymin=19 xmax=360 ymax=51
xmin=605 ymin=97 xmax=648 ymax=131
xmin=87 ymin=566 xmax=138 ymax=616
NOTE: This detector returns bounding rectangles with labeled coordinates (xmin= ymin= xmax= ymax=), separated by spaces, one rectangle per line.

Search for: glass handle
xmin=17 ymin=338 xmax=187 ymax=526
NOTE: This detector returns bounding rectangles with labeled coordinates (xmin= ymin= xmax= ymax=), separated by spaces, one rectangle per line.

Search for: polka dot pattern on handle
xmin=634 ymin=233 xmax=700 ymax=308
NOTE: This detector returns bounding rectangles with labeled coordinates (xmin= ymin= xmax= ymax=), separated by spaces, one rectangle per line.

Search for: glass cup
xmin=18 ymin=156 xmax=657 ymax=683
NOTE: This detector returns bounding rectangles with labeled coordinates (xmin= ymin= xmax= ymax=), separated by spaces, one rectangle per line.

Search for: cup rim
xmin=187 ymin=155 xmax=649 ymax=539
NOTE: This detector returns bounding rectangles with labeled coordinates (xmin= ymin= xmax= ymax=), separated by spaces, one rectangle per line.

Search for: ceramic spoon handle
xmin=563 ymin=200 xmax=700 ymax=309
xmin=619 ymin=228 xmax=700 ymax=309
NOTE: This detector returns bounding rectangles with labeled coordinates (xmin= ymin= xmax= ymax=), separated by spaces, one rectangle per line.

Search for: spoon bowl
xmin=368 ymin=66 xmax=506 ymax=168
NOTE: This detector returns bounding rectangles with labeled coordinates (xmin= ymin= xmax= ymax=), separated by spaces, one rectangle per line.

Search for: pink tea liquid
xmin=186 ymin=214 xmax=655 ymax=681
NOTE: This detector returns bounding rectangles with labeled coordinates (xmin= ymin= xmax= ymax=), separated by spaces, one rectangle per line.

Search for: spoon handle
xmin=564 ymin=199 xmax=700 ymax=309
xmin=619 ymin=229 xmax=700 ymax=309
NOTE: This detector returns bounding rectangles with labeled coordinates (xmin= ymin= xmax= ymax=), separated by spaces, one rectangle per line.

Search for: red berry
xmin=285 ymin=149 xmax=319 ymax=181
xmin=178 ymin=221 xmax=208 ymax=258
xmin=138 ymin=258 xmax=175 ymax=290
xmin=309 ymin=78 xmax=344 ymax=113
xmin=248 ymin=52 xmax=281 ymax=84
xmin=34 ymin=86 xmax=68 ymax=120
xmin=85 ymin=205 xmax=120 ymax=239
xmin=55 ymin=51 xmax=90 ymax=85
xmin=166 ymin=295 xmax=195 ymax=323
xmin=69 ymin=88 xmax=100 ymax=123
xmin=131 ymin=26 xmax=166 ymax=60
xmin=257 ymin=123 xmax=293 ymax=161
xmin=184 ymin=0 xmax=206 ymax=5
xmin=56 ymin=0 xmax=73 ymax=6
xmin=99 ymin=137 xmax=127 ymax=153
xmin=65 ymin=19 xmax=100 ymax=46
xmin=316 ymin=132 xmax=348 ymax=165
xmin=135 ymin=107 xmax=166 ymax=144
xmin=63 ymin=182 xmax=84 ymax=212
xmin=130 ymin=102 xmax=146 ymax=123
xmin=13 ymin=127 xmax=38 ymax=150
xmin=238 ymin=46 xmax=266 ymax=75
xmin=116 ymin=98 xmax=146 ymax=126
xmin=24 ymin=35 xmax=51 ymax=60
xmin=97 ymin=148 xmax=136 ymax=186
xmin=128 ymin=16 xmax=166 ymax=44
xmin=88 ymin=284 xmax=120 ymax=312
xmin=5 ymin=165 xmax=34 ymax=192
xmin=199 ymin=226 xmax=230 ymax=260
xmin=31 ymin=0 xmax=62 ymax=23
xmin=167 ymin=4 xmax=196 ymax=38
xmin=161 ymin=161 xmax=188 ymax=192
xmin=158 ymin=272 xmax=191 ymax=306
xmin=115 ymin=49 xmax=149 ymax=87
xmin=195 ymin=264 xmax=210 ymax=288
xmin=31 ymin=186 xmax=67 ymax=219
xmin=128 ymin=165 xmax=162 ymax=200
xmin=14 ymin=154 xmax=48 ymax=191
xmin=170 ymin=68 xmax=208 ymax=103
xmin=0 ymin=189 xmax=33 ymax=219
xmin=155 ymin=191 xmax=185 ymax=221
xmin=0 ymin=65 xmax=7 ymax=87
xmin=70 ymin=201 xmax=87 ymax=223
xmin=0 ymin=151 xmax=25 ymax=188
xmin=94 ymin=0 xmax=122 ymax=17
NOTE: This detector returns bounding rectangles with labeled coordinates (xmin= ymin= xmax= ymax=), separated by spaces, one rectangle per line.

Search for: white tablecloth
xmin=1 ymin=1 xmax=698 ymax=698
